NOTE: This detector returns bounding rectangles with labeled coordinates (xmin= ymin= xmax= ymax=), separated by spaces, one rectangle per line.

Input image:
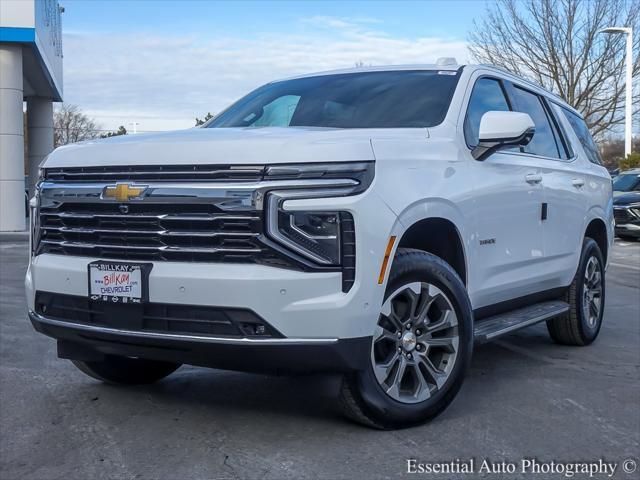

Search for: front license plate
xmin=88 ymin=262 xmax=150 ymax=304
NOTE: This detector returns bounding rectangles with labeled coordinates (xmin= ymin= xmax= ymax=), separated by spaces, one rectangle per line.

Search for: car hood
xmin=42 ymin=127 xmax=377 ymax=168
xmin=613 ymin=192 xmax=640 ymax=205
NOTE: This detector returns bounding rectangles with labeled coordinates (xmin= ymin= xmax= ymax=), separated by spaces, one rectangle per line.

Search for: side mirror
xmin=472 ymin=111 xmax=535 ymax=161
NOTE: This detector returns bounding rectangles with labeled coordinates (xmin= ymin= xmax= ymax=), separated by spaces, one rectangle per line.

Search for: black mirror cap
xmin=472 ymin=127 xmax=535 ymax=161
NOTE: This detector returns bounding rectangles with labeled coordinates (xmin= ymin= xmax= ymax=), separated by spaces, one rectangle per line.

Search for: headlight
xmin=277 ymin=210 xmax=341 ymax=264
xmin=266 ymin=188 xmax=355 ymax=266
xmin=627 ymin=203 xmax=640 ymax=218
xmin=263 ymin=162 xmax=369 ymax=289
xmin=265 ymin=161 xmax=373 ymax=185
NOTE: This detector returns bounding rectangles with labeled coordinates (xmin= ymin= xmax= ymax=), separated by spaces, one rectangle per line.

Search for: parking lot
xmin=1 ymin=236 xmax=638 ymax=480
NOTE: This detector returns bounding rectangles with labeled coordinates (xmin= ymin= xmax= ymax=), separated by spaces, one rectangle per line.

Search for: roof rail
xmin=477 ymin=63 xmax=514 ymax=75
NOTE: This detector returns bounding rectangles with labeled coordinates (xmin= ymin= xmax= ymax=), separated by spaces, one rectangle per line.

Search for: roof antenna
xmin=436 ymin=57 xmax=458 ymax=66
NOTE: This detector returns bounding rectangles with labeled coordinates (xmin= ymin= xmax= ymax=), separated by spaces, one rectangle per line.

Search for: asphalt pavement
xmin=1 ymin=236 xmax=638 ymax=480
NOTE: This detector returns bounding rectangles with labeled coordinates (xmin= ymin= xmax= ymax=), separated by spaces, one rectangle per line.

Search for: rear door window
xmin=509 ymin=86 xmax=562 ymax=159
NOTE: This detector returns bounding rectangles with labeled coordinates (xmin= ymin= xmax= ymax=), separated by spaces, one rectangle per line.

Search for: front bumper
xmin=26 ymin=183 xmax=399 ymax=371
xmin=26 ymin=253 xmax=385 ymax=339
xmin=30 ymin=311 xmax=371 ymax=373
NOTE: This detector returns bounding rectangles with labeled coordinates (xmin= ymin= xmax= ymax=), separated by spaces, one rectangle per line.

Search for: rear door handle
xmin=572 ymin=178 xmax=585 ymax=188
xmin=525 ymin=174 xmax=542 ymax=184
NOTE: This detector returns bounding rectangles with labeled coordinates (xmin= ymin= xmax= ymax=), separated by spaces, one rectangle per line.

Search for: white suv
xmin=26 ymin=63 xmax=614 ymax=428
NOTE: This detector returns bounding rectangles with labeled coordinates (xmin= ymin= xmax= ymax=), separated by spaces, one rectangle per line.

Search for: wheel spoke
xmin=386 ymin=285 xmax=419 ymax=328
xmin=373 ymin=325 xmax=397 ymax=344
xmin=385 ymin=356 xmax=407 ymax=397
xmin=373 ymin=351 xmax=400 ymax=384
xmin=402 ymin=288 xmax=420 ymax=326
xmin=412 ymin=364 xmax=432 ymax=400
xmin=424 ymin=309 xmax=457 ymax=334
xmin=425 ymin=336 xmax=458 ymax=353
xmin=418 ymin=355 xmax=447 ymax=389
xmin=586 ymin=258 xmax=596 ymax=281
xmin=387 ymin=306 xmax=404 ymax=331
xmin=414 ymin=289 xmax=435 ymax=323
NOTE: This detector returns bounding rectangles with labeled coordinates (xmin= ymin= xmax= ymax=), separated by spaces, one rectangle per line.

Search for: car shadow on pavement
xmin=66 ymin=330 xmax=562 ymax=430
xmin=80 ymin=369 xmax=356 ymax=425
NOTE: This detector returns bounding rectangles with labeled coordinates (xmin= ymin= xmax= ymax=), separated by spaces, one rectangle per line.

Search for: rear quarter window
xmin=560 ymin=108 xmax=603 ymax=165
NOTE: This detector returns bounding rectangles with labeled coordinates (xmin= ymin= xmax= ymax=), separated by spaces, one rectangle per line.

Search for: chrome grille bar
xmin=41 ymin=226 xmax=260 ymax=237
xmin=41 ymin=212 xmax=260 ymax=222
xmin=43 ymin=165 xmax=266 ymax=182
xmin=41 ymin=239 xmax=262 ymax=254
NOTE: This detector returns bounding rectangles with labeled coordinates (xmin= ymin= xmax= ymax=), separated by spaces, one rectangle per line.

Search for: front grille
xmin=44 ymin=164 xmax=265 ymax=182
xmin=37 ymin=202 xmax=290 ymax=264
xmin=35 ymin=291 xmax=283 ymax=338
xmin=36 ymin=164 xmax=366 ymax=281
xmin=614 ymin=207 xmax=635 ymax=224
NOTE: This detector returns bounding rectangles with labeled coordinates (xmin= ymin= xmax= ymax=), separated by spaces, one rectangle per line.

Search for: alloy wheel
xmin=583 ymin=256 xmax=603 ymax=328
xmin=371 ymin=282 xmax=459 ymax=404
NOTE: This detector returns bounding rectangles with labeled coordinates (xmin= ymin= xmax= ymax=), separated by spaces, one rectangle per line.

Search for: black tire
xmin=546 ymin=237 xmax=605 ymax=346
xmin=339 ymin=248 xmax=473 ymax=429
xmin=72 ymin=355 xmax=180 ymax=385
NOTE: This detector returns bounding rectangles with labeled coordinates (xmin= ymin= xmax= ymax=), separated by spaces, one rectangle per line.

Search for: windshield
xmin=613 ymin=173 xmax=640 ymax=192
xmin=207 ymin=70 xmax=460 ymax=129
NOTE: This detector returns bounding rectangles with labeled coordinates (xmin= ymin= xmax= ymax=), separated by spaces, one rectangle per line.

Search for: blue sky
xmin=59 ymin=0 xmax=489 ymax=131
xmin=62 ymin=1 xmax=486 ymax=38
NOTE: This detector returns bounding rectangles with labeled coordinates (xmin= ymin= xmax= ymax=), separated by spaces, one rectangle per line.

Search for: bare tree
xmin=53 ymin=104 xmax=100 ymax=147
xmin=468 ymin=0 xmax=639 ymax=137
xmin=195 ymin=112 xmax=214 ymax=126
xmin=100 ymin=125 xmax=127 ymax=138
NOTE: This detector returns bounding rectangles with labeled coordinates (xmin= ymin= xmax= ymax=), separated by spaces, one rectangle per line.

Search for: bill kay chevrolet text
xmin=27 ymin=61 xmax=614 ymax=429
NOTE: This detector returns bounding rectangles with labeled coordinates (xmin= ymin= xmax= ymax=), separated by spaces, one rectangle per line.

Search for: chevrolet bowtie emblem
xmin=102 ymin=183 xmax=148 ymax=202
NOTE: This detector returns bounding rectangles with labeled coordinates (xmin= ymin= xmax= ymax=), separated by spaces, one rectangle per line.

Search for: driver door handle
xmin=572 ymin=178 xmax=585 ymax=188
xmin=525 ymin=173 xmax=542 ymax=184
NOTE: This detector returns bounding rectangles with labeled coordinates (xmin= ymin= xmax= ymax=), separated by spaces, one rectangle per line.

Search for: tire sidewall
xmin=355 ymin=251 xmax=474 ymax=426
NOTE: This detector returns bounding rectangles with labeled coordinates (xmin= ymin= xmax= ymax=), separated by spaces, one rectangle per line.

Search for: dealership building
xmin=0 ymin=0 xmax=63 ymax=231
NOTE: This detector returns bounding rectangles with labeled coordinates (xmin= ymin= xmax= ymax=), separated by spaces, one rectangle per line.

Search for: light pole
xmin=599 ymin=27 xmax=634 ymax=157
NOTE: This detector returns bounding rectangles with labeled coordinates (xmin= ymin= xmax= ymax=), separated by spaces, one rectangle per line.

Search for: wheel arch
xmin=395 ymin=216 xmax=468 ymax=286
xmin=584 ymin=217 xmax=609 ymax=264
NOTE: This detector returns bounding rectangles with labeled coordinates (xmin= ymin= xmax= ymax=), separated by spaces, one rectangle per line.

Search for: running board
xmin=474 ymin=300 xmax=569 ymax=343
